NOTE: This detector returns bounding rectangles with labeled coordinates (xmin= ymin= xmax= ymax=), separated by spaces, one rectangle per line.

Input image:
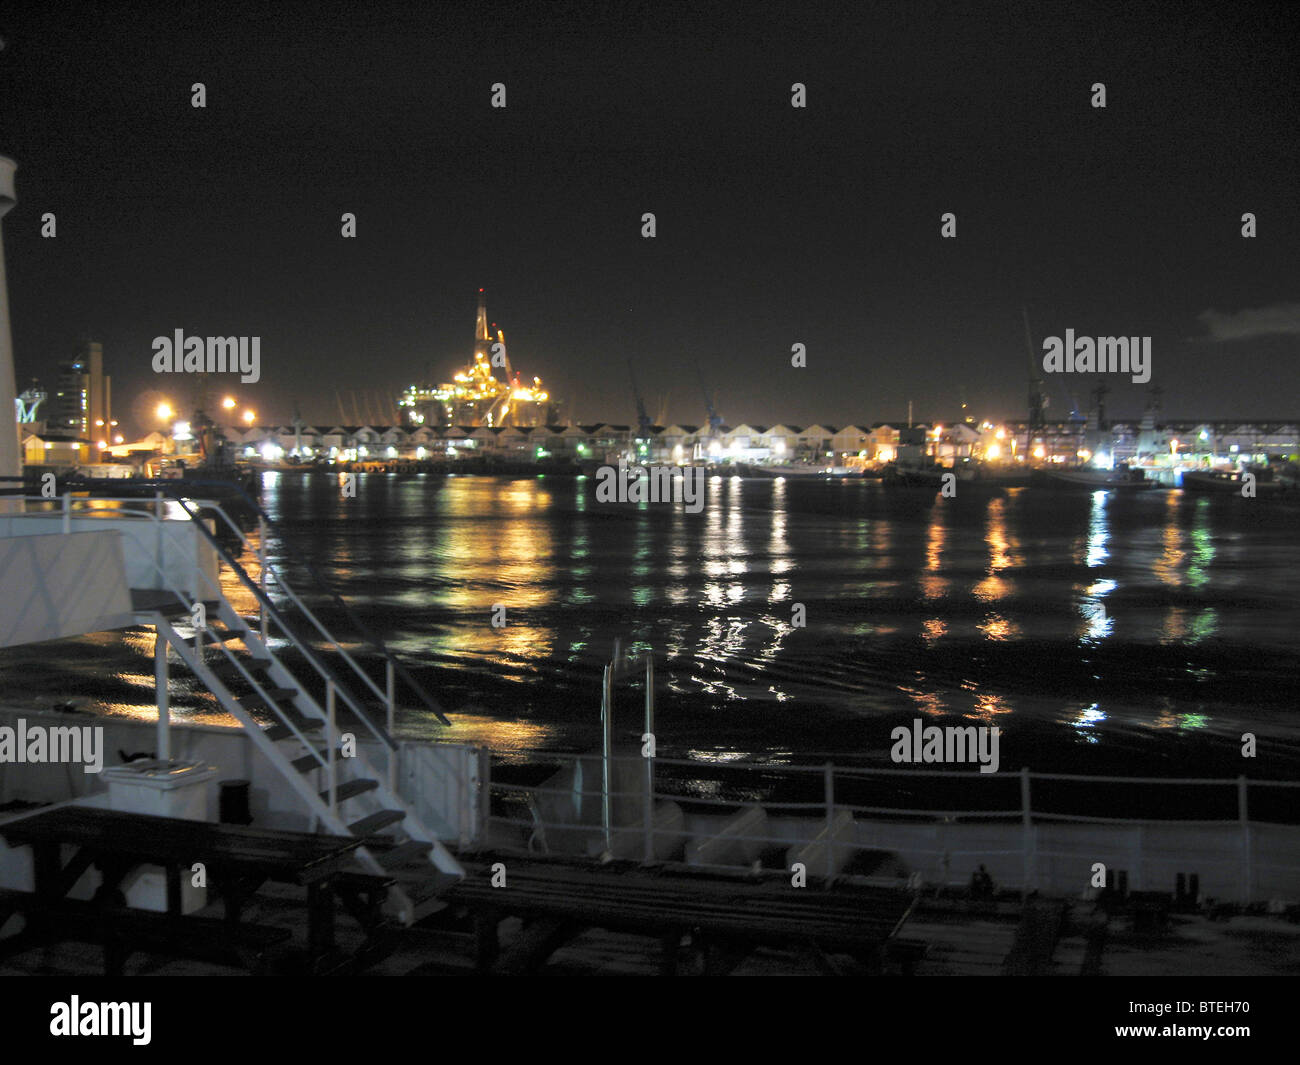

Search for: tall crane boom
xmin=628 ymin=359 xmax=652 ymax=440
xmin=697 ymin=368 xmax=723 ymax=436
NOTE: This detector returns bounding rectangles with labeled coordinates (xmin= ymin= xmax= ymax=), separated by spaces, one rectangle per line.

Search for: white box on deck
xmin=101 ymin=759 xmax=218 ymax=913
xmin=101 ymin=758 xmax=217 ymax=821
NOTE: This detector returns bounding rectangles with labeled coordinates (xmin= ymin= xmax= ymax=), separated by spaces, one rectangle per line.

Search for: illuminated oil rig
xmin=399 ymin=289 xmax=555 ymax=427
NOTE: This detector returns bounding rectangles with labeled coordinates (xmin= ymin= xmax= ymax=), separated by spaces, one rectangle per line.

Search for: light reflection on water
xmin=240 ymin=475 xmax=1300 ymax=753
xmin=2 ymin=474 xmax=1297 ymax=766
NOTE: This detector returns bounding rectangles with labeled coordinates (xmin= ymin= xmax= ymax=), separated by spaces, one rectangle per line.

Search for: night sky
xmin=1 ymin=0 xmax=1296 ymax=437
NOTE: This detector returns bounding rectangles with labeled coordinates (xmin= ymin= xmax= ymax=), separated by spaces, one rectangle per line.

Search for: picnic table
xmin=450 ymin=857 xmax=919 ymax=975
xmin=0 ymin=805 xmax=388 ymax=974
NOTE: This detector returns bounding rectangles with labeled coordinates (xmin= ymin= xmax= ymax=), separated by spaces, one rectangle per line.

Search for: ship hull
xmin=1034 ymin=468 xmax=1158 ymax=491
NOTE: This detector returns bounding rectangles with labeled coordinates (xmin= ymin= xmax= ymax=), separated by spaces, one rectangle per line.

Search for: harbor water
xmin=3 ymin=472 xmax=1299 ymax=778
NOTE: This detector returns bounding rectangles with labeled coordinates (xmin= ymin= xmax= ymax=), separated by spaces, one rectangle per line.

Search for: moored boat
xmin=882 ymin=464 xmax=947 ymax=488
xmin=1181 ymin=467 xmax=1285 ymax=495
xmin=1035 ymin=466 xmax=1158 ymax=491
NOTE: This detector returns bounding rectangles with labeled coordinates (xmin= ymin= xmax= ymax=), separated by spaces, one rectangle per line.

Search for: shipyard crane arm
xmin=697 ymin=368 xmax=723 ymax=436
xmin=628 ymin=359 xmax=653 ymax=440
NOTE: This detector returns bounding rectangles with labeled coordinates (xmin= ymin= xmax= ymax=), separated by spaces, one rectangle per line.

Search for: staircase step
xmin=376 ymin=840 xmax=433 ymax=869
xmin=291 ymin=752 xmax=327 ymax=774
xmin=349 ymin=810 xmax=406 ymax=837
xmin=132 ymin=591 xmax=220 ymax=618
xmin=406 ymin=876 xmax=460 ymax=921
xmin=292 ymin=745 xmax=353 ymax=773
xmin=238 ymin=687 xmax=298 ymax=713
xmin=320 ymin=778 xmax=379 ymax=804
xmin=264 ymin=719 xmax=324 ymax=742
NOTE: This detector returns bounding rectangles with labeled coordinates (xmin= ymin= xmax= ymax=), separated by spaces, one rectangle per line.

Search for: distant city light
xmin=222 ymin=397 xmax=237 ymax=410
xmin=243 ymin=410 xmax=256 ymax=424
xmin=156 ymin=402 xmax=173 ymax=421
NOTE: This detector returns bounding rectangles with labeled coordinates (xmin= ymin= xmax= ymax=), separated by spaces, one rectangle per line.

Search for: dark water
xmin=5 ymin=472 xmax=1299 ymax=777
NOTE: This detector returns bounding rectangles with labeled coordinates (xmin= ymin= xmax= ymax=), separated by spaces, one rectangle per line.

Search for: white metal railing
xmin=483 ymin=749 xmax=1300 ymax=900
xmin=14 ymin=492 xmax=401 ymax=758
xmin=8 ymin=491 xmax=398 ymax=790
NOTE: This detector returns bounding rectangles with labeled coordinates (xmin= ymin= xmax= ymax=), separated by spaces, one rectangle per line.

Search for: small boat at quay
xmin=1035 ymin=466 xmax=1159 ymax=491
xmin=748 ymin=463 xmax=862 ymax=479
xmin=882 ymin=464 xmax=947 ymax=488
xmin=1181 ymin=467 xmax=1287 ymax=495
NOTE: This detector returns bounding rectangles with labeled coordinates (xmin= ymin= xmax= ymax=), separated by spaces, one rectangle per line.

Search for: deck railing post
xmin=1021 ymin=766 xmax=1033 ymax=896
xmin=386 ymin=659 xmax=396 ymax=793
xmin=257 ymin=515 xmax=268 ymax=642
xmin=154 ymin=491 xmax=165 ymax=579
xmin=327 ymin=681 xmax=337 ymax=819
xmin=478 ymin=746 xmax=492 ymax=851
xmin=155 ymin=628 xmax=170 ymax=762
xmin=643 ymin=654 xmax=654 ymax=864
xmin=61 ymin=491 xmax=70 ymax=534
xmin=1238 ymin=775 xmax=1252 ymax=904
xmin=824 ymin=762 xmax=834 ymax=882
xmin=601 ymin=662 xmax=613 ymax=858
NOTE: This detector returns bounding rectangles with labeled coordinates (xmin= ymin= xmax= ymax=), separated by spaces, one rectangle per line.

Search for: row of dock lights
xmin=155 ymin=399 xmax=256 ymax=429
xmin=220 ymin=396 xmax=257 ymax=424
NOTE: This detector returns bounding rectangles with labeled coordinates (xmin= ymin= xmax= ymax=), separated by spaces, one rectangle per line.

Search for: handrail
xmin=138 ymin=476 xmax=450 ymax=726
xmin=20 ymin=475 xmax=449 ymax=726
xmin=165 ymin=496 xmax=404 ymax=746
xmin=37 ymin=498 xmax=346 ymax=770
xmin=487 ymin=749 xmax=1300 ymax=790
xmin=10 ymin=492 xmax=396 ymax=753
xmin=487 ymin=747 xmax=1300 ymax=838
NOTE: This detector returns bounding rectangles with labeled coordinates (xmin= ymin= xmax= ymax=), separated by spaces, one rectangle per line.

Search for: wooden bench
xmin=0 ymin=805 xmax=369 ymax=975
xmin=886 ymin=936 xmax=930 ymax=975
xmin=450 ymin=859 xmax=917 ymax=975
xmin=1003 ymin=900 xmax=1068 ymax=975
xmin=1128 ymin=891 xmax=1173 ymax=934
xmin=0 ymin=888 xmax=291 ymax=975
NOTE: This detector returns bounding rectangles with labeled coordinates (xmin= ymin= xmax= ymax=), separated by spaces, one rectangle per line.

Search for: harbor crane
xmin=697 ymin=368 xmax=723 ymax=438
xmin=627 ymin=359 xmax=653 ymax=442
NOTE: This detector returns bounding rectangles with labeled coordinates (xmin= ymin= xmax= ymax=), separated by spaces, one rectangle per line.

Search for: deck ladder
xmin=115 ymin=488 xmax=464 ymax=924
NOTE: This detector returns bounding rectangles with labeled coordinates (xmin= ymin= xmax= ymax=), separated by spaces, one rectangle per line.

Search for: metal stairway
xmin=125 ymin=489 xmax=464 ymax=925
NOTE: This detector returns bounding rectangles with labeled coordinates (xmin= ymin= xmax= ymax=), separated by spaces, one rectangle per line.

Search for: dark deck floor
xmin=4 ymin=866 xmax=1299 ymax=976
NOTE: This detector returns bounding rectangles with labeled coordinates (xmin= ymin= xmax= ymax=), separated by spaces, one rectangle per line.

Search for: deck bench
xmin=0 ymin=888 xmax=291 ymax=974
xmin=449 ymin=859 xmax=918 ymax=974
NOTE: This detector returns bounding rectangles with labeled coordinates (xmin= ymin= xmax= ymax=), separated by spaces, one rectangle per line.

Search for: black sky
xmin=1 ymin=0 xmax=1296 ymax=435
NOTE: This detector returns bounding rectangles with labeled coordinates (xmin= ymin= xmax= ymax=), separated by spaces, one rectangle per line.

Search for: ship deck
xmin=3 ymin=828 xmax=1297 ymax=976
xmin=3 ymin=888 xmax=1297 ymax=977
